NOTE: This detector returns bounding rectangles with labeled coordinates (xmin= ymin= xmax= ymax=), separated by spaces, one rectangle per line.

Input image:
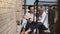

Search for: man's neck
xmin=39 ymin=11 xmax=44 ymax=15
xmin=30 ymin=12 xmax=34 ymax=14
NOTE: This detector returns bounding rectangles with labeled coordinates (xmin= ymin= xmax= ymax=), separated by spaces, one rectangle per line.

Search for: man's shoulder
xmin=26 ymin=12 xmax=30 ymax=15
xmin=42 ymin=12 xmax=47 ymax=16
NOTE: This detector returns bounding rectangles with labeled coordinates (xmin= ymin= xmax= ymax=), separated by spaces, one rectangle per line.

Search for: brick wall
xmin=0 ymin=0 xmax=18 ymax=34
xmin=16 ymin=0 xmax=24 ymax=24
xmin=0 ymin=0 xmax=24 ymax=34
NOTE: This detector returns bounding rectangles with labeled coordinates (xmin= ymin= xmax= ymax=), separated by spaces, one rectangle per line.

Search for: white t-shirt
xmin=26 ymin=13 xmax=36 ymax=20
xmin=38 ymin=12 xmax=49 ymax=28
xmin=22 ymin=13 xmax=35 ymax=28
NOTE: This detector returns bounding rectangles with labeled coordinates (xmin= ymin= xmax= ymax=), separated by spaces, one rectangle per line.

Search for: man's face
xmin=30 ymin=7 xmax=34 ymax=13
xmin=39 ymin=8 xmax=44 ymax=14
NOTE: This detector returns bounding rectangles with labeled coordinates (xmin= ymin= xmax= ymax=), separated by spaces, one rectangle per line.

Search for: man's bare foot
xmin=44 ymin=30 xmax=50 ymax=33
xmin=24 ymin=32 xmax=28 ymax=34
xmin=21 ymin=32 xmax=25 ymax=34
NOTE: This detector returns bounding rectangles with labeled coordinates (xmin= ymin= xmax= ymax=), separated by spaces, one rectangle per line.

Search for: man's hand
xmin=29 ymin=18 xmax=37 ymax=22
xmin=29 ymin=18 xmax=33 ymax=22
xmin=37 ymin=19 xmax=41 ymax=22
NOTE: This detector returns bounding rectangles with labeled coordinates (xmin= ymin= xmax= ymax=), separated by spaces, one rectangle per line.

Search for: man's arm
xmin=41 ymin=12 xmax=46 ymax=23
xmin=24 ymin=15 xmax=35 ymax=22
xmin=23 ymin=15 xmax=29 ymax=20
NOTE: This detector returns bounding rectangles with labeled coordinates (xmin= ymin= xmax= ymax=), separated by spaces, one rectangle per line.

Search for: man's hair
xmin=28 ymin=5 xmax=34 ymax=10
xmin=38 ymin=6 xmax=44 ymax=11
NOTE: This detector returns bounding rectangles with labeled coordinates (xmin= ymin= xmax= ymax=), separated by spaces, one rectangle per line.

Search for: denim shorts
xmin=25 ymin=22 xmax=48 ymax=31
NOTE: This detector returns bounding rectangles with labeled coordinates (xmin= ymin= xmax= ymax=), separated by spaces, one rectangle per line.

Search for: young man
xmin=21 ymin=5 xmax=36 ymax=34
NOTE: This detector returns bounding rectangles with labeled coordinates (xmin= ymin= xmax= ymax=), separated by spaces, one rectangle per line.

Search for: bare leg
xmin=20 ymin=29 xmax=25 ymax=34
xmin=37 ymin=29 xmax=39 ymax=34
xmin=24 ymin=29 xmax=31 ymax=34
